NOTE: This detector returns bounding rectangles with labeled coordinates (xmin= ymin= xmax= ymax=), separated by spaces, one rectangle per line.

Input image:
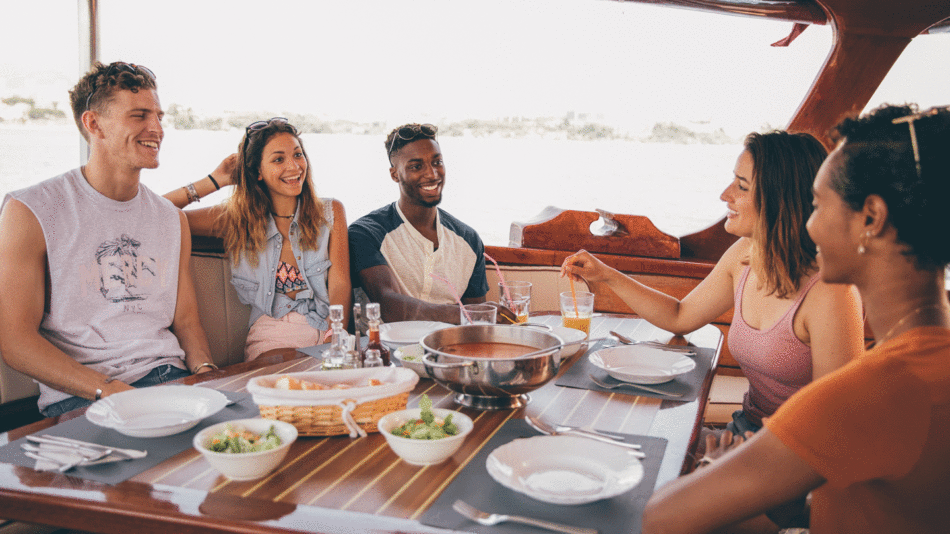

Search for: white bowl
xmin=379 ymin=321 xmax=452 ymax=349
xmin=86 ymin=385 xmax=229 ymax=438
xmin=377 ymin=407 xmax=474 ymax=465
xmin=549 ymin=325 xmax=589 ymax=359
xmin=589 ymin=345 xmax=696 ymax=384
xmin=486 ymin=435 xmax=644 ymax=505
xmin=193 ymin=418 xmax=298 ymax=481
xmin=392 ymin=344 xmax=428 ymax=378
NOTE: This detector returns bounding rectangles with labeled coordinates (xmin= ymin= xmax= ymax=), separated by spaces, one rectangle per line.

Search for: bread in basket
xmin=247 ymin=367 xmax=419 ymax=437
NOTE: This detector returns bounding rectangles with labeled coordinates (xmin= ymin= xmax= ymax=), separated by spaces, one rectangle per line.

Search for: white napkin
xmin=29 ymin=446 xmax=88 ymax=472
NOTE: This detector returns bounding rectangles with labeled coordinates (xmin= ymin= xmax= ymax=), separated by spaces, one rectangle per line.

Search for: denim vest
xmin=230 ymin=199 xmax=334 ymax=331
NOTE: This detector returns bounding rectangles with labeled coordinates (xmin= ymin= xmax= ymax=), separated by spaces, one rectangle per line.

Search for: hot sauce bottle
xmin=363 ymin=303 xmax=391 ymax=366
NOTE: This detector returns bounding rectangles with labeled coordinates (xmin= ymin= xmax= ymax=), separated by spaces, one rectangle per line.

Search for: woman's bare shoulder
xmin=717 ymin=238 xmax=752 ymax=273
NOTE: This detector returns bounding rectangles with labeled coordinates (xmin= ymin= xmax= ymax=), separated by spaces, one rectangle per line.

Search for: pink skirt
xmin=245 ymin=312 xmax=326 ymax=361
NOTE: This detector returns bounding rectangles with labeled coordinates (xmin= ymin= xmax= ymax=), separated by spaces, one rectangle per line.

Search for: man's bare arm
xmin=0 ymin=200 xmax=132 ymax=400
xmin=170 ymin=211 xmax=216 ymax=374
xmin=357 ymin=264 xmax=463 ymax=324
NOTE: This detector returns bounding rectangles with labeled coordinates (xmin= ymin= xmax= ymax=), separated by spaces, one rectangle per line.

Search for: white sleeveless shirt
xmin=4 ymin=169 xmax=186 ymax=410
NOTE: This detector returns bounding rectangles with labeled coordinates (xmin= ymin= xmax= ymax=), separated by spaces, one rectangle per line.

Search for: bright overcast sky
xmin=2 ymin=0 xmax=947 ymax=134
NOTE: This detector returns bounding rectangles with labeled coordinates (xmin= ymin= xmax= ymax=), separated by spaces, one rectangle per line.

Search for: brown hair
xmin=67 ymin=61 xmax=158 ymax=141
xmin=746 ymin=131 xmax=827 ymax=298
xmin=223 ymin=120 xmax=326 ymax=266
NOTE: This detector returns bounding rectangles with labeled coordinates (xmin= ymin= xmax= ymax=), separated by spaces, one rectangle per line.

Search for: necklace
xmin=875 ymin=303 xmax=948 ymax=347
xmin=272 ymin=212 xmax=295 ymax=219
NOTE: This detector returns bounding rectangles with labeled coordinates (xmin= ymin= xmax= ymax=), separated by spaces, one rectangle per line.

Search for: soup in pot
xmin=438 ymin=342 xmax=538 ymax=359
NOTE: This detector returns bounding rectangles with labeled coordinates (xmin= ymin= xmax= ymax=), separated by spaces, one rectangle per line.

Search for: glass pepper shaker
xmin=363 ymin=349 xmax=383 ymax=368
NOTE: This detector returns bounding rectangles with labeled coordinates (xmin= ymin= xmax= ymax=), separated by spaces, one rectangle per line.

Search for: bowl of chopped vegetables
xmin=393 ymin=344 xmax=428 ymax=378
xmin=377 ymin=395 xmax=474 ymax=466
xmin=193 ymin=418 xmax=298 ymax=480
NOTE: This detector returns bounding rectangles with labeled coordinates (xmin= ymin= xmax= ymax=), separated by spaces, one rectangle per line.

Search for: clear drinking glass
xmin=461 ymin=303 xmax=497 ymax=325
xmin=560 ymin=291 xmax=594 ymax=337
xmin=499 ymin=281 xmax=531 ymax=324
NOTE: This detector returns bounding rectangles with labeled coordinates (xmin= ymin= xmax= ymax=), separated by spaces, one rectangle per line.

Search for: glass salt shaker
xmin=363 ymin=349 xmax=383 ymax=368
xmin=341 ymin=335 xmax=359 ymax=369
xmin=321 ymin=304 xmax=346 ymax=370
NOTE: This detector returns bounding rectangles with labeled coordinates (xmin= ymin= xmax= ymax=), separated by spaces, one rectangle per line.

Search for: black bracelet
xmin=207 ymin=174 xmax=220 ymax=190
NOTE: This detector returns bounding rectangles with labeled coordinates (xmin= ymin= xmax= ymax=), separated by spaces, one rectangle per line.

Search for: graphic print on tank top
xmin=94 ymin=234 xmax=159 ymax=302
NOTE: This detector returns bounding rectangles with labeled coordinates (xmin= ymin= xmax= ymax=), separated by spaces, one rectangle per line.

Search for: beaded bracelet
xmin=185 ymin=182 xmax=200 ymax=203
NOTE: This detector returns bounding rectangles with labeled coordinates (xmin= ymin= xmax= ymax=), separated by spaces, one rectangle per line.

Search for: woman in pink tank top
xmin=562 ymin=130 xmax=865 ymax=439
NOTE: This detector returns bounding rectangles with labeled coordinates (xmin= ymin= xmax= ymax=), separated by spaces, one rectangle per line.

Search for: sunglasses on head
xmin=891 ymin=106 xmax=949 ymax=180
xmin=242 ymin=117 xmax=294 ymax=162
xmin=388 ymin=123 xmax=437 ymax=158
xmin=85 ymin=62 xmax=156 ymax=112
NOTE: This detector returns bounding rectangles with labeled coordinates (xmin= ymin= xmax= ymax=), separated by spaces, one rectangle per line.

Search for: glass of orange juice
xmin=560 ymin=291 xmax=594 ymax=337
xmin=499 ymin=281 xmax=531 ymax=324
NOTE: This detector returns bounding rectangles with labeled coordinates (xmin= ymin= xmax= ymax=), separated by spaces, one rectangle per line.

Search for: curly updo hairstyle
xmin=830 ymin=104 xmax=950 ymax=270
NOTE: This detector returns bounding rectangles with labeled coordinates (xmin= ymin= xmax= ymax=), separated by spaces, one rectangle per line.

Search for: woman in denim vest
xmin=167 ymin=118 xmax=351 ymax=360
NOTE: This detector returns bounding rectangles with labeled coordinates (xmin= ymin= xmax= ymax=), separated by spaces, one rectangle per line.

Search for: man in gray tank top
xmin=0 ymin=62 xmax=217 ymax=417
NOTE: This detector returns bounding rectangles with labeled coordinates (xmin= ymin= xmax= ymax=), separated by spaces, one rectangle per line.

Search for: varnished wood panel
xmin=518 ymin=210 xmax=680 ymax=259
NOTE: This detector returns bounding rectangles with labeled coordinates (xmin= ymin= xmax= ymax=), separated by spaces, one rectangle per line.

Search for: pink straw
xmin=430 ymin=272 xmax=473 ymax=324
xmin=484 ymin=252 xmax=512 ymax=305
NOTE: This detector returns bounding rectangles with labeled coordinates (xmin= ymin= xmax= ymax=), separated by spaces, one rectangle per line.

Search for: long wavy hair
xmin=223 ymin=120 xmax=326 ymax=267
xmin=746 ymin=131 xmax=828 ymax=298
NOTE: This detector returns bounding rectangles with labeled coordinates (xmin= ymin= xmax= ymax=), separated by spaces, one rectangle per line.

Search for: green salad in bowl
xmin=208 ymin=423 xmax=283 ymax=453
xmin=378 ymin=395 xmax=474 ymax=465
xmin=193 ymin=418 xmax=298 ymax=480
xmin=390 ymin=395 xmax=459 ymax=440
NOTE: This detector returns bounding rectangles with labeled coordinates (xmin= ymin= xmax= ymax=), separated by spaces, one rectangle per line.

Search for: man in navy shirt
xmin=349 ymin=123 xmax=512 ymax=324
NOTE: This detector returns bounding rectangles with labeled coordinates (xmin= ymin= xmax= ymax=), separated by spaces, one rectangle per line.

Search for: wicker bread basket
xmin=246 ymin=367 xmax=419 ymax=437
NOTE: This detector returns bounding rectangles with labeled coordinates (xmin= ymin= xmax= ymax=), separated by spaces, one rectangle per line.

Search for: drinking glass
xmin=499 ymin=281 xmax=531 ymax=324
xmin=560 ymin=291 xmax=594 ymax=337
xmin=461 ymin=303 xmax=497 ymax=325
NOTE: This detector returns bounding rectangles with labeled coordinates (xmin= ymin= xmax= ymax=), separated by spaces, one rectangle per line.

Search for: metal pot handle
xmin=422 ymin=350 xmax=477 ymax=369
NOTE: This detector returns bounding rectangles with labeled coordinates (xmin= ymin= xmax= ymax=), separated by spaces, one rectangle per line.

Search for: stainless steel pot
xmin=420 ymin=325 xmax=564 ymax=410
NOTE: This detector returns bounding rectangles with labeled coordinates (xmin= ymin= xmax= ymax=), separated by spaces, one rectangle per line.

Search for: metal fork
xmin=453 ymin=500 xmax=598 ymax=534
xmin=23 ymin=446 xmax=113 ymax=472
xmin=589 ymin=374 xmax=682 ymax=398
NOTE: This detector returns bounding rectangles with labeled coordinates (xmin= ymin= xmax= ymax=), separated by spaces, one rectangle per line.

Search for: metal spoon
xmin=589 ymin=374 xmax=683 ymax=398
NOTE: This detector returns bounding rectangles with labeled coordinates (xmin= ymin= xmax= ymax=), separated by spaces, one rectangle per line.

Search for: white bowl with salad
xmin=193 ymin=418 xmax=298 ymax=480
xmin=377 ymin=395 xmax=473 ymax=466
xmin=392 ymin=344 xmax=428 ymax=378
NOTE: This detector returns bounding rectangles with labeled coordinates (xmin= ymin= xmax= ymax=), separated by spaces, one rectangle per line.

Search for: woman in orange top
xmin=643 ymin=104 xmax=950 ymax=534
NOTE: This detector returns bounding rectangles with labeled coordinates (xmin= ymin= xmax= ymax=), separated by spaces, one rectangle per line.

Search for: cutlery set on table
xmin=22 ymin=434 xmax=147 ymax=472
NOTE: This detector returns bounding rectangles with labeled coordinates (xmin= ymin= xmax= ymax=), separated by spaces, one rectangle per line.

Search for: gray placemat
xmin=0 ymin=390 xmax=257 ymax=484
xmin=555 ymin=340 xmax=715 ymax=402
xmin=419 ymin=419 xmax=667 ymax=534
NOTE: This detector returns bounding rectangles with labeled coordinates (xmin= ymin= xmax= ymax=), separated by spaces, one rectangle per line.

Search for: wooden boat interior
xmin=1 ymin=0 xmax=948 ymax=436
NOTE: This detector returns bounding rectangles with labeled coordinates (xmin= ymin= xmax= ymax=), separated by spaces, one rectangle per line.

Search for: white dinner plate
xmin=486 ymin=435 xmax=643 ymax=505
xmin=589 ymin=345 xmax=696 ymax=384
xmin=86 ymin=385 xmax=229 ymax=438
xmin=379 ymin=321 xmax=452 ymax=348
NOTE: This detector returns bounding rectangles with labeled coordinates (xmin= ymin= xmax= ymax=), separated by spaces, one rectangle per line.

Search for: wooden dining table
xmin=0 ymin=313 xmax=721 ymax=534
